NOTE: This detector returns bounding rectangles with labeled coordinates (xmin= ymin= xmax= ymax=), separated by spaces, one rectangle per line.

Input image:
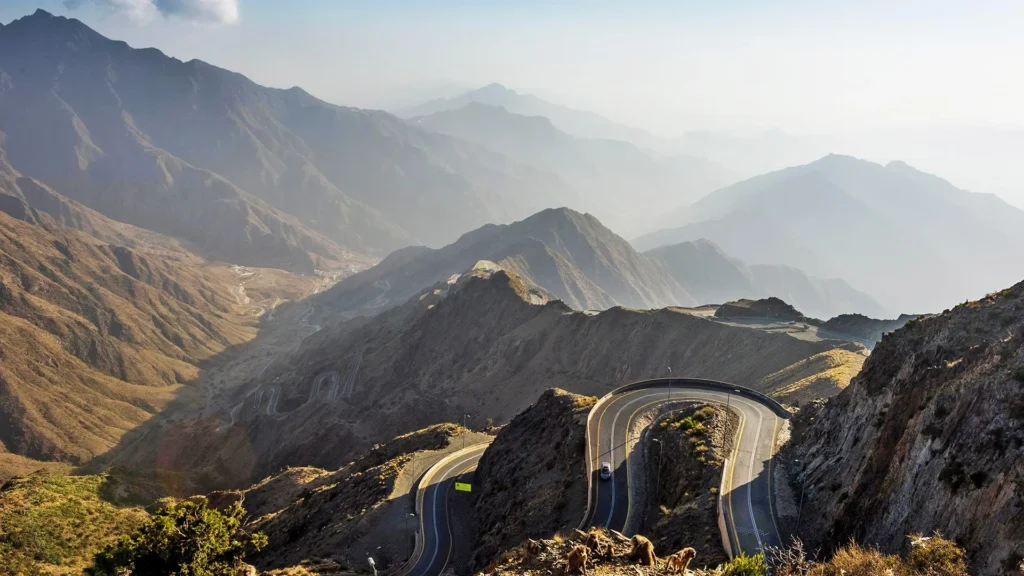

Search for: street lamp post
xmin=668 ymin=366 xmax=673 ymax=400
xmin=463 ymin=414 xmax=471 ymax=449
xmin=367 ymin=557 xmax=377 ymax=576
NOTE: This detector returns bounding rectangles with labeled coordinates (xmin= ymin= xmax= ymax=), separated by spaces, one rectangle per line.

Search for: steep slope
xmin=0 ymin=472 xmax=149 ymax=575
xmin=319 ymin=207 xmax=695 ymax=314
xmin=635 ymin=155 xmax=1024 ymax=312
xmin=0 ymin=202 xmax=268 ymax=477
xmin=470 ymin=388 xmax=595 ymax=570
xmin=0 ymin=11 xmax=573 ymax=269
xmin=237 ymin=423 xmax=492 ymax=572
xmin=121 ymin=264 xmax=861 ymax=491
xmin=410 ymin=103 xmax=730 ymax=236
xmin=0 ymin=144 xmax=193 ymax=254
xmin=785 ymin=281 xmax=1024 ymax=575
xmin=645 ymin=239 xmax=886 ymax=318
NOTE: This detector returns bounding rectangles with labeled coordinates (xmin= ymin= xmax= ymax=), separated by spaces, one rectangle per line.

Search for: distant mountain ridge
xmin=635 ymin=154 xmax=1024 ymax=312
xmin=318 ymin=207 xmax=696 ymax=313
xmin=0 ymin=11 xmax=576 ymax=271
xmin=399 ymin=83 xmax=659 ymax=146
xmin=410 ymin=102 xmax=732 ymax=236
xmin=319 ymin=207 xmax=886 ymax=319
xmin=645 ymin=238 xmax=887 ymax=319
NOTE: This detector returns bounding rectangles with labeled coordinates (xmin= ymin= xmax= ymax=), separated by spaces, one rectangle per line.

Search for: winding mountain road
xmin=397 ymin=443 xmax=490 ymax=576
xmin=581 ymin=379 xmax=788 ymax=556
xmin=394 ymin=379 xmax=788 ymax=576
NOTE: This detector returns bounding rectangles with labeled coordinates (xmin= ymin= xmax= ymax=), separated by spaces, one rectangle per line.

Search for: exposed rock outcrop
xmin=470 ymin=389 xmax=596 ymax=570
xmin=786 ymin=280 xmax=1024 ymax=575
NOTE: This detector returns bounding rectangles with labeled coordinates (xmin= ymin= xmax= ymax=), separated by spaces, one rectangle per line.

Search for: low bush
xmin=767 ymin=534 xmax=969 ymax=576
xmin=722 ymin=553 xmax=768 ymax=576
xmin=86 ymin=497 xmax=266 ymax=576
xmin=906 ymin=534 xmax=967 ymax=576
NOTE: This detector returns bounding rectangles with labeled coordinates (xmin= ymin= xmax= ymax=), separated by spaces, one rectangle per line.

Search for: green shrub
xmin=86 ymin=497 xmax=267 ymax=576
xmin=722 ymin=553 xmax=768 ymax=576
xmin=906 ymin=534 xmax=968 ymax=576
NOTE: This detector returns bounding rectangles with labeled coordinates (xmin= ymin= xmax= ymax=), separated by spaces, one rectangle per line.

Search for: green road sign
xmin=454 ymin=482 xmax=472 ymax=492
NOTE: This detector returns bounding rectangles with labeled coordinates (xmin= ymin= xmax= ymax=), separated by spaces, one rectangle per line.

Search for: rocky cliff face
xmin=469 ymin=389 xmax=595 ymax=570
xmin=787 ymin=281 xmax=1024 ymax=575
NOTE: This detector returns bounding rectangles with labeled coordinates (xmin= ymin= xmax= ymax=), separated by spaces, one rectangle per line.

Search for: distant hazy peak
xmin=477 ymin=82 xmax=515 ymax=96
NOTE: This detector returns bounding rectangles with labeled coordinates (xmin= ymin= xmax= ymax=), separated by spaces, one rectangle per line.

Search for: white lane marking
xmin=745 ymin=404 xmax=765 ymax=552
xmin=604 ymin=391 xmax=675 ymax=527
xmin=424 ymin=450 xmax=485 ymax=574
xmin=597 ymin=386 xmax=774 ymax=554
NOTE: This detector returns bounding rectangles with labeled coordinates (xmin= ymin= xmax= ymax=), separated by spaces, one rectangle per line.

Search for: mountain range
xmin=399 ymin=83 xmax=840 ymax=183
xmin=399 ymin=83 xmax=662 ymax=147
xmin=409 ymin=102 xmax=732 ymax=236
xmin=110 ymin=264 xmax=863 ymax=491
xmin=645 ymin=239 xmax=886 ymax=319
xmin=634 ymin=154 xmax=1024 ymax=312
xmin=318 ymin=207 xmax=882 ymax=319
xmin=0 ymin=10 xmax=577 ymax=272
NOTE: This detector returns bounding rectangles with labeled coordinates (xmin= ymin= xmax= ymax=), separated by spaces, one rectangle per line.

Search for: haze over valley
xmin=0 ymin=3 xmax=1022 ymax=576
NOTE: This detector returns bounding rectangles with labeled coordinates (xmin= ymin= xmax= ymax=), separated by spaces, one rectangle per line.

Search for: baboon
xmin=526 ymin=538 xmax=542 ymax=556
xmin=604 ymin=543 xmax=616 ymax=559
xmin=664 ymin=548 xmax=697 ymax=573
xmin=566 ymin=545 xmax=591 ymax=575
xmin=585 ymin=530 xmax=602 ymax=554
xmin=629 ymin=535 xmax=658 ymax=566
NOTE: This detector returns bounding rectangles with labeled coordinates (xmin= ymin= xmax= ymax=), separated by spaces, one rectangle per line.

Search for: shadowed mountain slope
xmin=110 ymin=264 xmax=861 ymax=491
xmin=0 ymin=203 xmax=263 ymax=476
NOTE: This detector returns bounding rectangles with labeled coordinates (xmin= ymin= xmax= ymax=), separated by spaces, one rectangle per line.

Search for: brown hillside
xmin=0 ymin=206 xmax=273 ymax=478
xmin=119 ymin=265 xmax=861 ymax=491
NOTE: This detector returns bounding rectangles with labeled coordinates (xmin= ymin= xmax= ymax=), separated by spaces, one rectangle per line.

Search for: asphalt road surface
xmin=398 ymin=443 xmax=490 ymax=576
xmin=398 ymin=380 xmax=786 ymax=575
xmin=581 ymin=381 xmax=786 ymax=556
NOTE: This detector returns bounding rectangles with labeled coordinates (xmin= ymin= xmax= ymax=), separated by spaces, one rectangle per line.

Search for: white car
xmin=599 ymin=462 xmax=612 ymax=480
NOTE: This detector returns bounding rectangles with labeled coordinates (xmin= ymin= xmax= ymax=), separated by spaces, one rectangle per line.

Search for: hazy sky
xmin=3 ymin=1 xmax=1023 ymax=204
xmin=3 ymin=1 xmax=1023 ymax=133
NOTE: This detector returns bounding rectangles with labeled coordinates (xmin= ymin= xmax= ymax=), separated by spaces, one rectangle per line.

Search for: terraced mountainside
xmin=116 ymin=263 xmax=865 ymax=492
xmin=0 ymin=10 xmax=574 ymax=271
xmin=786 ymin=280 xmax=1024 ymax=575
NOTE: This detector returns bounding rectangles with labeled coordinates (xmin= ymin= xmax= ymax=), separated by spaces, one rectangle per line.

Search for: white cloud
xmin=64 ymin=0 xmax=239 ymax=24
